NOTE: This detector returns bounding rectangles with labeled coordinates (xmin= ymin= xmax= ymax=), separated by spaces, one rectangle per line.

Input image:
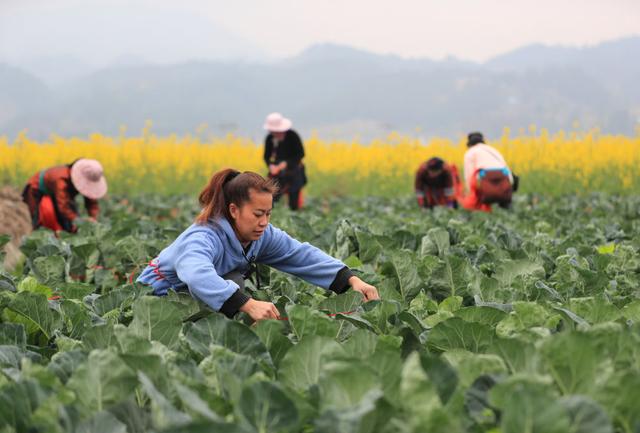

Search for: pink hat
xmin=263 ymin=112 xmax=292 ymax=132
xmin=70 ymin=159 xmax=108 ymax=200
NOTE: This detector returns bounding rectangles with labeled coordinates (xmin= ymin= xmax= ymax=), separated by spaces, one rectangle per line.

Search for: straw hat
xmin=70 ymin=159 xmax=108 ymax=200
xmin=263 ymin=112 xmax=292 ymax=132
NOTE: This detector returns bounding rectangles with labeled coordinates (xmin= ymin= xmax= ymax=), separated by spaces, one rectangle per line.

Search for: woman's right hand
xmin=239 ymin=298 xmax=281 ymax=321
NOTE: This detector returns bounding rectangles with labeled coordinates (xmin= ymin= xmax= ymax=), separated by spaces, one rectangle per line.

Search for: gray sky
xmin=1 ymin=0 xmax=639 ymax=65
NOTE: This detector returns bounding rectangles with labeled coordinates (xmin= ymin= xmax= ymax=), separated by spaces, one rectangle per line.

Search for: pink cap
xmin=70 ymin=159 xmax=108 ymax=200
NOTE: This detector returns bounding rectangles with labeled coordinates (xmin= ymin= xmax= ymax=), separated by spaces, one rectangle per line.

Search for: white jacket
xmin=463 ymin=143 xmax=509 ymax=191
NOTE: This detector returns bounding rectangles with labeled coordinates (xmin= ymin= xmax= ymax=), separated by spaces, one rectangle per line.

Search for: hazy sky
xmin=1 ymin=0 xmax=638 ymax=65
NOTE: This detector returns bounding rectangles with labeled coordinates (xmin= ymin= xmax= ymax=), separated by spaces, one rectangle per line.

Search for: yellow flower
xmin=2 ymin=129 xmax=638 ymax=196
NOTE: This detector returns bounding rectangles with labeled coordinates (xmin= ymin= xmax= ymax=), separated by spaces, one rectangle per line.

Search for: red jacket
xmin=415 ymin=162 xmax=461 ymax=208
xmin=24 ymin=165 xmax=99 ymax=232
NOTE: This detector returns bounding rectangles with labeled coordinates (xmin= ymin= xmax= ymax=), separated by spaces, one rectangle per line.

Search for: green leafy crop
xmin=1 ymin=194 xmax=639 ymax=432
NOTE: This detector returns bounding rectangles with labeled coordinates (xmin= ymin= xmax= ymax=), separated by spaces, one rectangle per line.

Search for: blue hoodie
xmin=137 ymin=218 xmax=352 ymax=316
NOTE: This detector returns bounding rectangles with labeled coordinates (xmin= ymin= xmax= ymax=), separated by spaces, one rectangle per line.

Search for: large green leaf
xmin=493 ymin=259 xmax=545 ymax=287
xmin=420 ymin=353 xmax=459 ymax=404
xmin=318 ymin=291 xmax=363 ymax=314
xmin=48 ymin=350 xmax=88 ymax=383
xmin=359 ymin=300 xmax=401 ymax=334
xmin=0 ymin=379 xmax=49 ymax=431
xmin=174 ymin=382 xmax=224 ymax=422
xmin=129 ymin=296 xmax=190 ymax=349
xmin=31 ymin=255 xmax=67 ymax=286
xmin=495 ymin=301 xmax=560 ymax=339
xmin=67 ymin=349 xmax=137 ymax=412
xmin=568 ymin=296 xmax=622 ymax=324
xmin=381 ymin=250 xmax=423 ymax=303
xmin=420 ymin=227 xmax=450 ymax=258
xmin=159 ymin=421 xmax=247 ymax=433
xmin=368 ymin=340 xmax=403 ymax=403
xmin=332 ymin=219 xmax=358 ymax=260
xmin=0 ymin=344 xmax=43 ymax=368
xmin=464 ymin=374 xmax=501 ymax=426
xmin=540 ymin=331 xmax=607 ymax=395
xmin=253 ymin=320 xmax=293 ymax=367
xmin=0 ymin=270 xmax=17 ymax=292
xmin=237 ymin=381 xmax=300 ymax=433
xmin=182 ymin=314 xmax=272 ymax=368
xmin=59 ymin=299 xmax=92 ymax=339
xmin=286 ymin=304 xmax=341 ymax=340
xmin=17 ymin=276 xmax=53 ymax=296
xmin=398 ymin=352 xmax=443 ymax=427
xmin=454 ymin=306 xmax=507 ymax=326
xmin=0 ymin=323 xmax=26 ymax=346
xmin=595 ymin=370 xmax=640 ymax=431
xmin=278 ymin=335 xmax=346 ymax=392
xmin=200 ymin=344 xmax=262 ymax=403
xmin=76 ymin=411 xmax=128 ymax=433
xmin=56 ymin=282 xmax=96 ymax=300
xmin=138 ymin=371 xmax=191 ymax=429
xmin=314 ymin=389 xmax=386 ymax=433
xmin=427 ymin=317 xmax=495 ymax=353
xmin=489 ymin=375 xmax=571 ymax=433
xmin=342 ymin=328 xmax=378 ymax=359
xmin=487 ymin=337 xmax=539 ymax=374
xmin=6 ymin=291 xmax=62 ymax=341
xmin=91 ymin=288 xmax=136 ymax=317
xmin=354 ymin=229 xmax=384 ymax=263
xmin=318 ymin=360 xmax=381 ymax=411
xmin=82 ymin=323 xmax=117 ymax=350
xmin=442 ymin=350 xmax=508 ymax=388
xmin=429 ymin=255 xmax=475 ymax=300
xmin=559 ymin=396 xmax=613 ymax=433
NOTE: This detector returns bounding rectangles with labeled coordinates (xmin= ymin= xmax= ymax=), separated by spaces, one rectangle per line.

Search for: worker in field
xmin=22 ymin=159 xmax=107 ymax=233
xmin=263 ymin=112 xmax=307 ymax=210
xmin=461 ymin=132 xmax=517 ymax=212
xmin=415 ymin=157 xmax=462 ymax=209
xmin=137 ymin=168 xmax=379 ymax=322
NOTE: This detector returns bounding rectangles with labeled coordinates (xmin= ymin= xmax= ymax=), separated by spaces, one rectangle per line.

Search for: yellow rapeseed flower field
xmin=1 ymin=129 xmax=637 ymax=196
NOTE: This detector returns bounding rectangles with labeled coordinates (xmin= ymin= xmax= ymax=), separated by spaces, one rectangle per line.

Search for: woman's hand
xmin=348 ymin=276 xmax=380 ymax=301
xmin=269 ymin=164 xmax=279 ymax=176
xmin=239 ymin=298 xmax=281 ymax=321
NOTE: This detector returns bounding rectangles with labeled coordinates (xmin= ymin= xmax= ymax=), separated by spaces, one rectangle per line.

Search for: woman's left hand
xmin=348 ymin=276 xmax=380 ymax=301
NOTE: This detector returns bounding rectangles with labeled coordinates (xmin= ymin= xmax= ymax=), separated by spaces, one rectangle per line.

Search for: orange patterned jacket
xmin=23 ymin=165 xmax=99 ymax=231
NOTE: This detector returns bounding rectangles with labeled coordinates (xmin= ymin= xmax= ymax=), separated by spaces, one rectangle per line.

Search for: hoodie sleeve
xmin=259 ymin=225 xmax=353 ymax=294
xmin=175 ymin=232 xmax=249 ymax=315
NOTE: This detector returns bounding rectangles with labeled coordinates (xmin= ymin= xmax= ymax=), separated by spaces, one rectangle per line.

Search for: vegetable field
xmin=1 ymin=194 xmax=639 ymax=433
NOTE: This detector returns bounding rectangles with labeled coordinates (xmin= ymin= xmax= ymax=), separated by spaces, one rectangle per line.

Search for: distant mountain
xmin=486 ymin=36 xmax=640 ymax=72
xmin=0 ymin=64 xmax=50 ymax=129
xmin=2 ymin=37 xmax=639 ymax=139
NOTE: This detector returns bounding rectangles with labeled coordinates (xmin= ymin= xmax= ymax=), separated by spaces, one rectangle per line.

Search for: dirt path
xmin=0 ymin=186 xmax=32 ymax=270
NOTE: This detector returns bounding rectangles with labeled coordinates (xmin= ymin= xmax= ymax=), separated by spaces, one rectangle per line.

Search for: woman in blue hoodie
xmin=137 ymin=168 xmax=379 ymax=322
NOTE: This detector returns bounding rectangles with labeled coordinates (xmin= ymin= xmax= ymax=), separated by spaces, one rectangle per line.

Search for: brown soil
xmin=0 ymin=186 xmax=32 ymax=270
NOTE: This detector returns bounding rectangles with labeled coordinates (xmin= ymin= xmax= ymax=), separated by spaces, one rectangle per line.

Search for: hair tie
xmin=225 ymin=171 xmax=241 ymax=185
